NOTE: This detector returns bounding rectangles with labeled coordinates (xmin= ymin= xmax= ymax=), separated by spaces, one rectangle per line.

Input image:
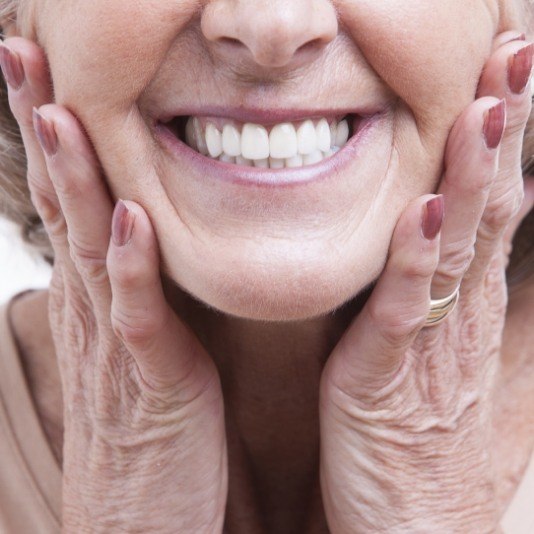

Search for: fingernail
xmin=483 ymin=99 xmax=506 ymax=150
xmin=0 ymin=43 xmax=25 ymax=90
xmin=33 ymin=108 xmax=58 ymax=157
xmin=421 ymin=195 xmax=444 ymax=241
xmin=507 ymin=43 xmax=534 ymax=94
xmin=112 ymin=200 xmax=135 ymax=247
xmin=502 ymin=32 xmax=526 ymax=45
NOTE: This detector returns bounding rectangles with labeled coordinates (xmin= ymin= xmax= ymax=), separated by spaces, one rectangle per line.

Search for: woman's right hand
xmin=0 ymin=37 xmax=228 ymax=533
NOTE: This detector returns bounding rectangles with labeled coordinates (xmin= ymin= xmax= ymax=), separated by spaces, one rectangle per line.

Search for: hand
xmin=0 ymin=37 xmax=228 ymax=533
xmin=318 ymin=33 xmax=533 ymax=533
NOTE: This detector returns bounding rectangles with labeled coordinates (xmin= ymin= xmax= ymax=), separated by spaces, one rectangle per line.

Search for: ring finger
xmin=430 ymin=97 xmax=505 ymax=299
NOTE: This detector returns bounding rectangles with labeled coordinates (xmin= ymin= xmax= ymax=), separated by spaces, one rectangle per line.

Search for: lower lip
xmin=154 ymin=113 xmax=384 ymax=188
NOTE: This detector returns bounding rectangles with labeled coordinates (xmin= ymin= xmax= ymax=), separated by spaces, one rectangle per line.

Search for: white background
xmin=0 ymin=217 xmax=52 ymax=305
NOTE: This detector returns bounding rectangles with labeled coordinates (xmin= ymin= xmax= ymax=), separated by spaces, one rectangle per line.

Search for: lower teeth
xmin=217 ymin=148 xmax=341 ymax=168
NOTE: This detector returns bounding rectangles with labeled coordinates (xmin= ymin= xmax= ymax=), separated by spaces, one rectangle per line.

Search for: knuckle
xmin=35 ymin=198 xmax=67 ymax=240
xmin=72 ymin=252 xmax=108 ymax=284
xmin=52 ymin=171 xmax=83 ymax=202
xmin=445 ymin=160 xmax=493 ymax=195
xmin=462 ymin=169 xmax=493 ymax=195
xmin=68 ymin=236 xmax=108 ymax=281
xmin=110 ymin=258 xmax=149 ymax=290
xmin=367 ymin=300 xmax=426 ymax=347
xmin=394 ymin=255 xmax=436 ymax=281
xmin=438 ymin=242 xmax=475 ymax=281
xmin=379 ymin=317 xmax=426 ymax=349
xmin=432 ymin=267 xmax=464 ymax=290
xmin=111 ymin=310 xmax=166 ymax=349
xmin=46 ymin=215 xmax=68 ymax=247
xmin=27 ymin=167 xmax=51 ymax=196
xmin=504 ymin=100 xmax=532 ymax=135
xmin=482 ymin=186 xmax=525 ymax=233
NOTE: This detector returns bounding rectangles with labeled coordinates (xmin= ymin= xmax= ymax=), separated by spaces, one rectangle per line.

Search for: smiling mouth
xmin=160 ymin=114 xmax=362 ymax=169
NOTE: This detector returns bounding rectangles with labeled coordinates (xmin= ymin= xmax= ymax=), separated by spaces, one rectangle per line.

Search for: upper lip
xmin=156 ymin=105 xmax=381 ymax=125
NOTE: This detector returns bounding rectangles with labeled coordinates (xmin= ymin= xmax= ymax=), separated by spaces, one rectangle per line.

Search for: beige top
xmin=0 ymin=299 xmax=532 ymax=533
xmin=0 ymin=300 xmax=62 ymax=533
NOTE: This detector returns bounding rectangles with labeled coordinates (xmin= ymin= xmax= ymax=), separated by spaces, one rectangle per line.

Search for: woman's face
xmin=30 ymin=0 xmax=522 ymax=320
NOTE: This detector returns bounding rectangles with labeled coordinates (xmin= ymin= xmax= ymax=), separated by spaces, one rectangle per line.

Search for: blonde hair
xmin=0 ymin=1 xmax=533 ymax=279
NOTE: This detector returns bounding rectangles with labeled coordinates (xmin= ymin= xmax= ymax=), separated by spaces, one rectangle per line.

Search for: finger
xmin=430 ymin=98 xmax=505 ymax=299
xmin=0 ymin=38 xmax=57 ymax=217
xmin=490 ymin=30 xmax=526 ymax=52
xmin=322 ymin=195 xmax=442 ymax=399
xmin=107 ymin=201 xmax=218 ymax=399
xmin=472 ymin=41 xmax=533 ymax=277
xmin=33 ymin=104 xmax=114 ymax=314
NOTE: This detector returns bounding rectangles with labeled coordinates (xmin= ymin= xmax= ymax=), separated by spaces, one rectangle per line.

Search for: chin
xmin=162 ymin=245 xmax=385 ymax=322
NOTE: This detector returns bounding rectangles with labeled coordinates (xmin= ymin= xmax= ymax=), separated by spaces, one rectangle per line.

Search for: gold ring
xmin=424 ymin=286 xmax=460 ymax=327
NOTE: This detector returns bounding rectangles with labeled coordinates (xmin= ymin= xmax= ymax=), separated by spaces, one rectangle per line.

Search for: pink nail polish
xmin=112 ymin=200 xmax=135 ymax=247
xmin=422 ymin=196 xmax=444 ymax=240
xmin=0 ymin=43 xmax=25 ymax=90
xmin=508 ymin=43 xmax=534 ymax=94
xmin=33 ymin=108 xmax=58 ymax=157
xmin=483 ymin=100 xmax=506 ymax=150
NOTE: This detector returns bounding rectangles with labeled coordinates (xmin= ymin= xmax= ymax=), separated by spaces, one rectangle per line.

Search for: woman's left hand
xmin=318 ymin=34 xmax=533 ymax=533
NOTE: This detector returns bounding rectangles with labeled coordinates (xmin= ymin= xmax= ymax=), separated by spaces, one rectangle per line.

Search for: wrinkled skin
xmin=27 ymin=0 xmax=518 ymax=320
xmin=1 ymin=0 xmax=533 ymax=532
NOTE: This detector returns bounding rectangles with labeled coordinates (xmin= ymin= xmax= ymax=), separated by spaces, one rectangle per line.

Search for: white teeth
xmin=219 ymin=154 xmax=236 ymax=163
xmin=316 ymin=119 xmax=331 ymax=152
xmin=236 ymin=155 xmax=252 ymax=166
xmin=222 ymin=124 xmax=241 ymax=157
xmin=242 ymin=124 xmax=270 ymax=160
xmin=254 ymin=158 xmax=269 ymax=168
xmin=302 ymin=150 xmax=324 ymax=165
xmin=181 ymin=115 xmax=353 ymax=168
xmin=269 ymin=157 xmax=285 ymax=169
xmin=285 ymin=154 xmax=304 ymax=168
xmin=296 ymin=120 xmax=317 ymax=155
xmin=335 ymin=119 xmax=349 ymax=147
xmin=192 ymin=118 xmax=209 ymax=155
xmin=329 ymin=122 xmax=337 ymax=145
xmin=206 ymin=123 xmax=223 ymax=158
xmin=269 ymin=123 xmax=298 ymax=159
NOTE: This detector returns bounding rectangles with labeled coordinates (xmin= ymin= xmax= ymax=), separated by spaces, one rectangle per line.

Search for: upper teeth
xmin=184 ymin=116 xmax=350 ymax=168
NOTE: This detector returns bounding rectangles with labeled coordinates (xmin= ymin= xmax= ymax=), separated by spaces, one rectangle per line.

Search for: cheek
xmin=42 ymin=1 xmax=198 ymax=114
xmin=339 ymin=0 xmax=496 ymax=135
xmin=40 ymin=1 xmax=202 ymax=197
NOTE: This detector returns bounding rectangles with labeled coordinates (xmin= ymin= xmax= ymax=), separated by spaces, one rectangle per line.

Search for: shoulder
xmin=9 ymin=289 xmax=53 ymax=354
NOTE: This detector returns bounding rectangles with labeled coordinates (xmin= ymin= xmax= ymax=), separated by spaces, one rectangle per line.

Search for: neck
xmin=163 ymin=278 xmax=366 ymax=403
xmin=162 ymin=280 xmax=368 ymax=531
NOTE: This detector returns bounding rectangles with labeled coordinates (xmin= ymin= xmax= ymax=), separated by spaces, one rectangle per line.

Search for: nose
xmin=201 ymin=0 xmax=338 ymax=70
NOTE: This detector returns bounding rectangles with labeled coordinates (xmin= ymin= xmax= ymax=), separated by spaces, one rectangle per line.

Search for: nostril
xmin=201 ymin=1 xmax=338 ymax=70
xmin=296 ymin=38 xmax=325 ymax=55
xmin=219 ymin=37 xmax=246 ymax=49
